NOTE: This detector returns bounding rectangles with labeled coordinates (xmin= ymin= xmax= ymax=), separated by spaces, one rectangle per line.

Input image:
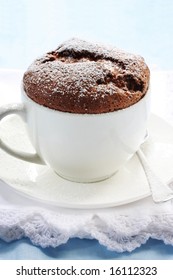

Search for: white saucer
xmin=1 ymin=113 xmax=173 ymax=209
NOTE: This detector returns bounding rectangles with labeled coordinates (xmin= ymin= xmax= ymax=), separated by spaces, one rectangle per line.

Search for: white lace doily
xmin=0 ymin=178 xmax=173 ymax=253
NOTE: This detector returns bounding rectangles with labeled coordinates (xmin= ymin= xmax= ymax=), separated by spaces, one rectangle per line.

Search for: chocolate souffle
xmin=23 ymin=38 xmax=150 ymax=114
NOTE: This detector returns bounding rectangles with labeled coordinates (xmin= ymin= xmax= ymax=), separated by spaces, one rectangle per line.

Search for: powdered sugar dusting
xmin=23 ymin=38 xmax=150 ymax=114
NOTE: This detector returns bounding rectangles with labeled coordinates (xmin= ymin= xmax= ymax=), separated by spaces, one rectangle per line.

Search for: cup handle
xmin=0 ymin=103 xmax=44 ymax=164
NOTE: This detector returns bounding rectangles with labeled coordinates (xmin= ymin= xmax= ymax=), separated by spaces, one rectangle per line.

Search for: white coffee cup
xmin=0 ymin=87 xmax=150 ymax=183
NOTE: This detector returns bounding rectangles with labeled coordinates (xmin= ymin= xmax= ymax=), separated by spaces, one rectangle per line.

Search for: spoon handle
xmin=137 ymin=148 xmax=173 ymax=203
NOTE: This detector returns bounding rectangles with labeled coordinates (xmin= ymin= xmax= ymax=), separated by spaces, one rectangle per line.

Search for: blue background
xmin=1 ymin=0 xmax=173 ymax=70
xmin=1 ymin=0 xmax=173 ymax=259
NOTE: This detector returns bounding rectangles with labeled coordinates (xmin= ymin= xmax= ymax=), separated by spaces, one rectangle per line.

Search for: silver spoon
xmin=137 ymin=145 xmax=173 ymax=203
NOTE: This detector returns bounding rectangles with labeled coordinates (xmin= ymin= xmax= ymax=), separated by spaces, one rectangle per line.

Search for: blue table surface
xmin=1 ymin=0 xmax=173 ymax=259
xmin=1 ymin=238 xmax=173 ymax=260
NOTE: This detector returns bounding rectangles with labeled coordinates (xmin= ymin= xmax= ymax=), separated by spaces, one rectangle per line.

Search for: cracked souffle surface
xmin=23 ymin=38 xmax=150 ymax=114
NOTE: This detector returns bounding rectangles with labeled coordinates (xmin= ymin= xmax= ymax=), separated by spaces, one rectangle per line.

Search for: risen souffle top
xmin=23 ymin=38 xmax=150 ymax=114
